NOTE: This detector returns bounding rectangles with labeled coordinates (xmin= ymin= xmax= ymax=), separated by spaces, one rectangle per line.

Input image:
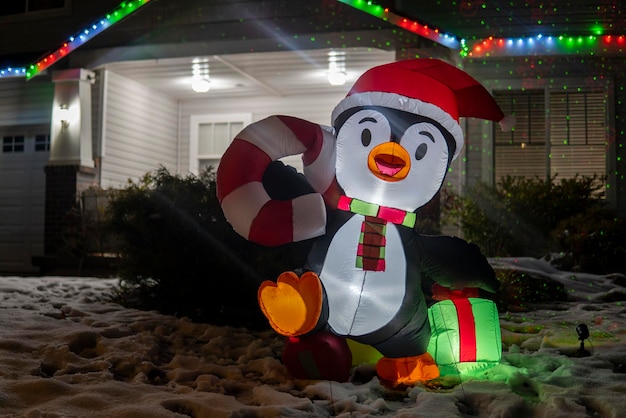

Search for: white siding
xmin=0 ymin=77 xmax=53 ymax=126
xmin=100 ymin=71 xmax=179 ymax=188
xmin=463 ymin=118 xmax=496 ymax=187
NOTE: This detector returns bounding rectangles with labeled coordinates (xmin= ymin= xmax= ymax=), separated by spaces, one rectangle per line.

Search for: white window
xmin=1 ymin=132 xmax=49 ymax=154
xmin=2 ymin=136 xmax=25 ymax=153
xmin=189 ymin=113 xmax=252 ymax=175
xmin=34 ymin=134 xmax=51 ymax=152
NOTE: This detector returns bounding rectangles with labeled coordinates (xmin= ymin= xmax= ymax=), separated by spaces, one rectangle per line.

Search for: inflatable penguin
xmin=217 ymin=59 xmax=507 ymax=385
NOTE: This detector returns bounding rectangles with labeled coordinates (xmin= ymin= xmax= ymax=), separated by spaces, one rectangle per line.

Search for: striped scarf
xmin=337 ymin=195 xmax=416 ymax=272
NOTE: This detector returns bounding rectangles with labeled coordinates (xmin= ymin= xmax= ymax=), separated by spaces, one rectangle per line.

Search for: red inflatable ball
xmin=281 ymin=331 xmax=352 ymax=382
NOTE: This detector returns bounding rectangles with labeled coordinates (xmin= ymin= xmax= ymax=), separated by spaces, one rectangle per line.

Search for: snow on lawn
xmin=1 ymin=258 xmax=626 ymax=417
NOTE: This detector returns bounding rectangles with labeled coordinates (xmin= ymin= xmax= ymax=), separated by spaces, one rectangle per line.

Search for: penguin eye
xmin=361 ymin=129 xmax=372 ymax=147
xmin=415 ymin=143 xmax=428 ymax=160
xmin=414 ymin=130 xmax=435 ymax=160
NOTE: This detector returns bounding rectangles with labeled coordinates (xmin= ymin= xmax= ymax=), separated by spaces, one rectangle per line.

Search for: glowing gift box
xmin=427 ymin=298 xmax=502 ymax=377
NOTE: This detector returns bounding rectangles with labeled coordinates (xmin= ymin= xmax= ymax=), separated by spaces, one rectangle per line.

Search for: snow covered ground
xmin=1 ymin=257 xmax=626 ymax=417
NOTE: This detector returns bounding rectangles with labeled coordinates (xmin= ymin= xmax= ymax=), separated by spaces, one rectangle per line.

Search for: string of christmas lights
xmin=23 ymin=0 xmax=151 ymax=80
xmin=1 ymin=0 xmax=624 ymax=80
xmin=0 ymin=67 xmax=27 ymax=79
xmin=337 ymin=0 xmax=461 ymax=49
xmin=465 ymin=35 xmax=626 ymax=58
xmin=339 ymin=0 xmax=626 ymax=58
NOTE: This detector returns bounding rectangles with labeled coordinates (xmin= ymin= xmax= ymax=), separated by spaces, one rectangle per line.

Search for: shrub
xmin=442 ymin=181 xmax=530 ymax=256
xmin=105 ymin=166 xmax=312 ymax=328
xmin=552 ymin=206 xmax=626 ymax=274
xmin=444 ymin=174 xmax=624 ymax=274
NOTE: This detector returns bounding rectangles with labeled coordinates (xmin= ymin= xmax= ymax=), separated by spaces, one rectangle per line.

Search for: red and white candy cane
xmin=217 ymin=115 xmax=338 ymax=246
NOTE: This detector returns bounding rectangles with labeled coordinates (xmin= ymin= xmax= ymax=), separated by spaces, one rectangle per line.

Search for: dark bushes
xmin=105 ymin=167 xmax=625 ymax=324
xmin=445 ymin=175 xmax=626 ymax=274
xmin=552 ymin=205 xmax=626 ymax=274
xmin=105 ymin=167 xmax=311 ymax=328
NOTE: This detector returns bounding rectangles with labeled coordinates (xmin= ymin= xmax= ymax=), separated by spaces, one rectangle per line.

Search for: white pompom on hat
xmin=331 ymin=58 xmax=513 ymax=161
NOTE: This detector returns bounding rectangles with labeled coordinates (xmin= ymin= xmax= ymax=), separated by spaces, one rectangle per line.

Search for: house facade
xmin=462 ymin=55 xmax=624 ymax=210
xmin=0 ymin=0 xmax=624 ymax=273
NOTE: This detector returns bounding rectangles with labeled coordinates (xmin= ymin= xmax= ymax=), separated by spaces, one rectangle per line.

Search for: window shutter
xmin=493 ymin=89 xmax=606 ymax=182
xmin=549 ymin=91 xmax=606 ymax=179
xmin=493 ymin=90 xmax=546 ymax=179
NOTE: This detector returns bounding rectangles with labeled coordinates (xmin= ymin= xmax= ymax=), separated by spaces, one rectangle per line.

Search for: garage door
xmin=0 ymin=126 xmax=50 ymax=273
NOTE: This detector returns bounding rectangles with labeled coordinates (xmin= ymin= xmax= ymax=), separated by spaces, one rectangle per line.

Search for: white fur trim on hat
xmin=331 ymin=91 xmax=464 ymax=161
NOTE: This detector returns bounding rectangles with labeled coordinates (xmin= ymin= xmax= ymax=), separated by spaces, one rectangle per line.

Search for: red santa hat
xmin=331 ymin=58 xmax=513 ymax=160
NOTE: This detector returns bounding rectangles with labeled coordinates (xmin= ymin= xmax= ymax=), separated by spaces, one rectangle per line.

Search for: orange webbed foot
xmin=258 ymin=271 xmax=323 ymax=337
xmin=376 ymin=352 xmax=440 ymax=386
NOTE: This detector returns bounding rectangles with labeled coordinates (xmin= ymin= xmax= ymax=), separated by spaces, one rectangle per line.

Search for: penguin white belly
xmin=320 ymin=215 xmax=407 ymax=336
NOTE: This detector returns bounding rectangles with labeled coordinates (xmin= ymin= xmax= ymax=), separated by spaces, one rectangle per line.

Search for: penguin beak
xmin=367 ymin=142 xmax=411 ymax=182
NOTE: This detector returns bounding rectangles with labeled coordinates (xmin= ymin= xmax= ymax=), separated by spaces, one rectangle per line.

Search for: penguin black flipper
xmin=263 ymin=160 xmax=315 ymax=200
xmin=416 ymin=235 xmax=498 ymax=293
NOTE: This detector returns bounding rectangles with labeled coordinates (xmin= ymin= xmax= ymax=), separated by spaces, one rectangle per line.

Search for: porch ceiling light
xmin=328 ymin=50 xmax=347 ymax=86
xmin=191 ymin=58 xmax=210 ymax=93
xmin=191 ymin=77 xmax=211 ymax=93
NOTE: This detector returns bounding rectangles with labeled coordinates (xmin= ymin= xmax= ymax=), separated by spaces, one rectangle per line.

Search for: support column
xmin=43 ymin=165 xmax=96 ymax=255
xmin=44 ymin=69 xmax=96 ymax=256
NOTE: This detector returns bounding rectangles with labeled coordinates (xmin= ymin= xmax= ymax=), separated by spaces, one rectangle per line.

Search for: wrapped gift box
xmin=427 ymin=298 xmax=502 ymax=377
